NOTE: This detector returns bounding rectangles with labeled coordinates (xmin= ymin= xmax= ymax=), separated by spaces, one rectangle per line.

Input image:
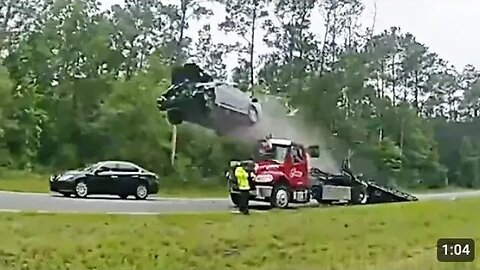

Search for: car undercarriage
xmin=157 ymin=63 xmax=261 ymax=134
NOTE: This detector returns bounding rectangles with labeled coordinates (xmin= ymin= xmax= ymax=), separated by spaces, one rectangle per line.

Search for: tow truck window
xmin=292 ymin=146 xmax=304 ymax=163
xmin=274 ymin=146 xmax=289 ymax=162
xmin=254 ymin=143 xmax=289 ymax=162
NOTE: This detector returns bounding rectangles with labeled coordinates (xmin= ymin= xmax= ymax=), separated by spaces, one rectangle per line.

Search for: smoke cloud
xmin=226 ymin=96 xmax=340 ymax=173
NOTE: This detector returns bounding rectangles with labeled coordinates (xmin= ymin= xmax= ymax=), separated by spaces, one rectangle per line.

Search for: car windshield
xmin=82 ymin=163 xmax=99 ymax=172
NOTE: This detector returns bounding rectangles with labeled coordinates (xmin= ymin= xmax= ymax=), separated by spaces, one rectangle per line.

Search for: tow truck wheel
xmin=270 ymin=185 xmax=290 ymax=209
xmin=351 ymin=185 xmax=368 ymax=205
xmin=230 ymin=192 xmax=240 ymax=207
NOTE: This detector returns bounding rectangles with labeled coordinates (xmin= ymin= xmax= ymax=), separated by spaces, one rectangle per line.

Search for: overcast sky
xmin=101 ymin=0 xmax=480 ymax=70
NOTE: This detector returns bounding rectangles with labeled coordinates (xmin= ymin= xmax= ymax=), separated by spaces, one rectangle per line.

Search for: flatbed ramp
xmin=366 ymin=182 xmax=418 ymax=203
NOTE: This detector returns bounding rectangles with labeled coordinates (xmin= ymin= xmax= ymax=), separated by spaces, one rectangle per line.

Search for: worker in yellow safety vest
xmin=235 ymin=164 xmax=251 ymax=215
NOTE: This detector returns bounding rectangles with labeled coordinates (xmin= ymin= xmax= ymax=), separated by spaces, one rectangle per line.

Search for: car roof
xmin=97 ymin=160 xmax=141 ymax=168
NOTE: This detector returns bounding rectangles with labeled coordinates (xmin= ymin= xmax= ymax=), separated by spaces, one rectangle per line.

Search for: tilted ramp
xmin=366 ymin=182 xmax=418 ymax=204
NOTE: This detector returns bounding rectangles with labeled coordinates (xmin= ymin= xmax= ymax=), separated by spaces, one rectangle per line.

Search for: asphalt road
xmin=0 ymin=190 xmax=480 ymax=215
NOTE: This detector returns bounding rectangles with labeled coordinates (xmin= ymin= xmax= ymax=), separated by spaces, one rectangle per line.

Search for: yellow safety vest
xmin=235 ymin=166 xmax=250 ymax=190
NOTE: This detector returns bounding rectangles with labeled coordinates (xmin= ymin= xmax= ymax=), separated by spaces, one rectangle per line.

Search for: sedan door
xmin=213 ymin=85 xmax=235 ymax=108
xmin=90 ymin=165 xmax=116 ymax=194
xmin=112 ymin=163 xmax=140 ymax=195
xmin=214 ymin=85 xmax=247 ymax=113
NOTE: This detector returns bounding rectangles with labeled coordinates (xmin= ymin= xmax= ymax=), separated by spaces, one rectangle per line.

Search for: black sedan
xmin=49 ymin=161 xmax=159 ymax=200
xmin=157 ymin=63 xmax=262 ymax=135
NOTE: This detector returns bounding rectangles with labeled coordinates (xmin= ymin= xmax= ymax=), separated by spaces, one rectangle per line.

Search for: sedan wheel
xmin=247 ymin=106 xmax=258 ymax=123
xmin=75 ymin=181 xmax=88 ymax=198
xmin=135 ymin=184 xmax=148 ymax=200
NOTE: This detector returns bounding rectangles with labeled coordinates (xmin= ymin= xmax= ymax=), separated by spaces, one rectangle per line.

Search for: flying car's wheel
xmin=247 ymin=106 xmax=258 ymax=124
xmin=205 ymin=98 xmax=214 ymax=111
xmin=204 ymin=91 xmax=215 ymax=111
xmin=167 ymin=110 xmax=183 ymax=125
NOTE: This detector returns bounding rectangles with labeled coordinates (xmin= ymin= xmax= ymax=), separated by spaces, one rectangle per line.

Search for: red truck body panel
xmin=253 ymin=141 xmax=311 ymax=190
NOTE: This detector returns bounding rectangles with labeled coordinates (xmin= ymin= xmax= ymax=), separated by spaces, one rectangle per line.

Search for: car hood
xmin=62 ymin=170 xmax=85 ymax=175
xmin=52 ymin=170 xmax=86 ymax=181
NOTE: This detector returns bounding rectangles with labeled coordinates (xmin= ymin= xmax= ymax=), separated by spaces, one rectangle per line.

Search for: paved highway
xmin=0 ymin=190 xmax=479 ymax=214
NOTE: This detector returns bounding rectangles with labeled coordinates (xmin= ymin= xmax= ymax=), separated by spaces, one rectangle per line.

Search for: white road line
xmin=0 ymin=190 xmax=51 ymax=196
xmin=0 ymin=206 xmax=259 ymax=216
xmin=0 ymin=209 xmax=225 ymax=215
xmin=158 ymin=197 xmax=228 ymax=201
xmin=0 ymin=190 xmax=228 ymax=201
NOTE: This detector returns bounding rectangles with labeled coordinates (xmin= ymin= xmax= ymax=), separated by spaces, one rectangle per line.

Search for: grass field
xmin=0 ymin=198 xmax=479 ymax=269
xmin=0 ymin=170 xmax=227 ymax=198
xmin=405 ymin=186 xmax=472 ymax=194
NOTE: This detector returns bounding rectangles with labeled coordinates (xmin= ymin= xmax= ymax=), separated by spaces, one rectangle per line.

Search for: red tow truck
xmin=227 ymin=136 xmax=418 ymax=209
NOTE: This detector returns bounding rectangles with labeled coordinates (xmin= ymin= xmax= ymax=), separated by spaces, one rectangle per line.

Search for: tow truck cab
xmin=228 ymin=137 xmax=319 ymax=208
xmin=252 ymin=138 xmax=318 ymax=187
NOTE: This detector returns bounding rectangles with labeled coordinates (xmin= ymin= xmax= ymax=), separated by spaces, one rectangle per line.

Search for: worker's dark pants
xmin=238 ymin=190 xmax=250 ymax=214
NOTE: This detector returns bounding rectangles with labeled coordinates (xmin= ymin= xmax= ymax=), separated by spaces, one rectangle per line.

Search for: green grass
xmin=0 ymin=170 xmax=227 ymax=198
xmin=406 ymin=186 xmax=473 ymax=194
xmin=0 ymin=170 xmax=49 ymax=193
xmin=0 ymin=198 xmax=479 ymax=269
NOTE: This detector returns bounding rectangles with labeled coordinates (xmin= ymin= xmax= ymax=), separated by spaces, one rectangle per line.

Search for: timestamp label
xmin=437 ymin=238 xmax=475 ymax=262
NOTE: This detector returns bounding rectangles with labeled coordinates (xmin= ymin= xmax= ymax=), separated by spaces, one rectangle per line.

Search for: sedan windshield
xmin=82 ymin=163 xmax=99 ymax=172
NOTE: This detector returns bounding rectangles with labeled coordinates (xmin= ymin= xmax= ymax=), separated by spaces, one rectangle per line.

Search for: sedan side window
xmin=115 ymin=163 xmax=139 ymax=173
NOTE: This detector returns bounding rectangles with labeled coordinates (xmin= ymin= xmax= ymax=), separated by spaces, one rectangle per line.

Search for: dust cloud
xmin=226 ymin=96 xmax=340 ymax=173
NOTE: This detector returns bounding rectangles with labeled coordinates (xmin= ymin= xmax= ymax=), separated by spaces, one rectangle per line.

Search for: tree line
xmin=1 ymin=0 xmax=479 ymax=189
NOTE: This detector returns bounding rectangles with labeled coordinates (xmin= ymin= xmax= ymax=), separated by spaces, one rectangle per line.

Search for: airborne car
xmin=157 ymin=63 xmax=261 ymax=134
xmin=49 ymin=161 xmax=159 ymax=200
